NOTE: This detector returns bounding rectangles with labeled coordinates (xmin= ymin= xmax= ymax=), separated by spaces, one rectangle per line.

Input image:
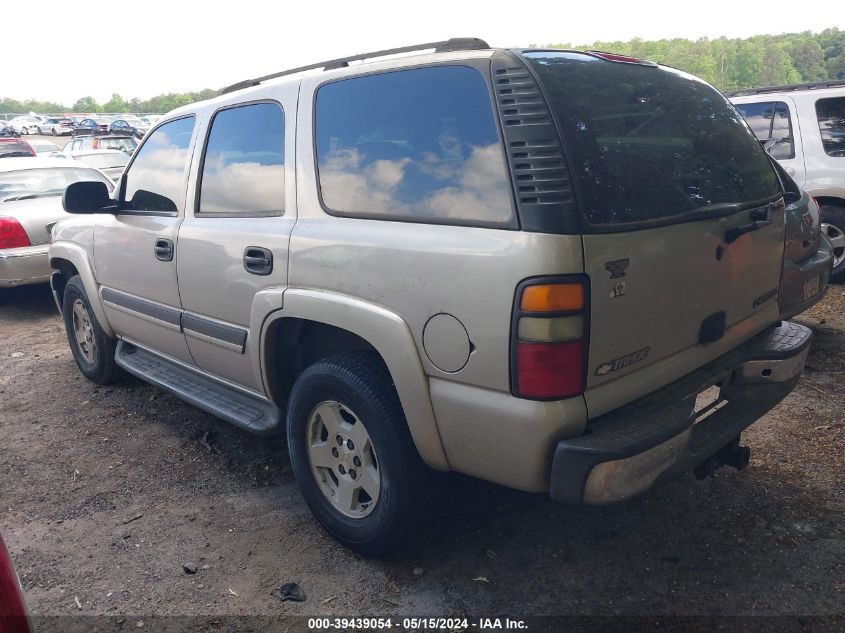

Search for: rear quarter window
xmin=816 ymin=97 xmax=845 ymax=157
xmin=314 ymin=65 xmax=515 ymax=228
xmin=523 ymin=52 xmax=781 ymax=227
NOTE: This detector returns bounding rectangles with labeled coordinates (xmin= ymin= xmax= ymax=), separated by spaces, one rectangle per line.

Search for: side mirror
xmin=63 ymin=181 xmax=114 ymax=214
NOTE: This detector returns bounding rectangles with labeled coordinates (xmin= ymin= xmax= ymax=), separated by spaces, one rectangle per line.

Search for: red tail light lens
xmin=516 ymin=341 xmax=585 ymax=398
xmin=512 ymin=277 xmax=589 ymax=400
xmin=0 ymin=217 xmax=32 ymax=249
xmin=0 ymin=537 xmax=32 ymax=633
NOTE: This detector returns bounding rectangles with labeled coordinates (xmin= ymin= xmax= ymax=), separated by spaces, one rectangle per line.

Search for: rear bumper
xmin=0 ymin=245 xmax=51 ymax=288
xmin=779 ymin=239 xmax=833 ymax=320
xmin=550 ymin=321 xmax=812 ymax=505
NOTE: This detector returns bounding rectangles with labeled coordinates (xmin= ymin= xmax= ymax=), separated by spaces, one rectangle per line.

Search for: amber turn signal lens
xmin=520 ymin=283 xmax=584 ymax=312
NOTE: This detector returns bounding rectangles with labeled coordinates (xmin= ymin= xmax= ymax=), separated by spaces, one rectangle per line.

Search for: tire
xmin=51 ymin=127 xmax=57 ymax=136
xmin=62 ymin=275 xmax=121 ymax=384
xmin=287 ymin=353 xmax=428 ymax=556
xmin=820 ymin=205 xmax=845 ymax=282
xmin=37 ymin=127 xmax=44 ymax=135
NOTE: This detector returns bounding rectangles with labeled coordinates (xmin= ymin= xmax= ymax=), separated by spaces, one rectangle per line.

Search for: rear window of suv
xmin=523 ymin=51 xmax=781 ymax=227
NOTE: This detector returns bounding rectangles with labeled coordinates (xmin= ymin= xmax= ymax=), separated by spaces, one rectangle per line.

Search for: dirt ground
xmin=1 ymin=283 xmax=843 ymax=628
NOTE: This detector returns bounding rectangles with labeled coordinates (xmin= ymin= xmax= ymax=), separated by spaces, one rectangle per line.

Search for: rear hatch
xmin=523 ymin=51 xmax=786 ymax=417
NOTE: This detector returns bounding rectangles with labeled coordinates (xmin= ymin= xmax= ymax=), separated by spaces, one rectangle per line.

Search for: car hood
xmin=0 ymin=196 xmax=70 ymax=246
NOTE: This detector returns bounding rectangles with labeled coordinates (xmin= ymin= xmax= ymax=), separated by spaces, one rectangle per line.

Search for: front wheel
xmin=62 ymin=275 xmax=121 ymax=384
xmin=287 ymin=354 xmax=428 ymax=556
xmin=820 ymin=205 xmax=845 ymax=281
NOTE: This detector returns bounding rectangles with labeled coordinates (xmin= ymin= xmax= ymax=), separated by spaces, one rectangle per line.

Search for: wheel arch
xmin=49 ymin=242 xmax=113 ymax=336
xmin=259 ymin=289 xmax=450 ymax=471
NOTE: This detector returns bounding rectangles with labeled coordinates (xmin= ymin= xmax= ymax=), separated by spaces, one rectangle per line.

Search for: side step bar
xmin=115 ymin=341 xmax=282 ymax=435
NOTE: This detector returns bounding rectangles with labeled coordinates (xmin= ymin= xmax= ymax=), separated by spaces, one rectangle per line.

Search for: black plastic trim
xmin=509 ymin=274 xmax=591 ymax=401
xmin=181 ymin=314 xmax=247 ymax=350
xmin=101 ymin=287 xmax=181 ymax=327
xmin=491 ymin=51 xmax=581 ymax=235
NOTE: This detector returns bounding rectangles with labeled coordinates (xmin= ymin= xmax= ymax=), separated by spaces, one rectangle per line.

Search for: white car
xmin=729 ymin=81 xmax=845 ymax=279
xmin=26 ymin=139 xmax=62 ymax=156
xmin=57 ymin=148 xmax=129 ymax=181
xmin=38 ymin=117 xmax=74 ymax=136
xmin=8 ymin=116 xmax=42 ymax=135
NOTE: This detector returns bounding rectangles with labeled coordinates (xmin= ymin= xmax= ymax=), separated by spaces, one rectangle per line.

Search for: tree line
xmin=547 ymin=28 xmax=845 ymax=90
xmin=2 ymin=28 xmax=844 ymax=115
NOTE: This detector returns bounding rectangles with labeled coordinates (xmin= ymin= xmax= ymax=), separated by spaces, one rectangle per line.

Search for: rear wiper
xmin=725 ymin=208 xmax=773 ymax=244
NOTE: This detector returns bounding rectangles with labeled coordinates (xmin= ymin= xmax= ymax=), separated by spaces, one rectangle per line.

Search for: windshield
xmin=0 ymin=167 xmax=111 ymax=201
xmin=78 ymin=153 xmax=128 ymax=169
xmin=523 ymin=51 xmax=781 ymax=227
xmin=0 ymin=142 xmax=35 ymax=158
xmin=30 ymin=142 xmax=61 ymax=153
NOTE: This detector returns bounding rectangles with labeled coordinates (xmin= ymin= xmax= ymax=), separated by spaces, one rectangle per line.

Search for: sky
xmin=6 ymin=0 xmax=842 ymax=106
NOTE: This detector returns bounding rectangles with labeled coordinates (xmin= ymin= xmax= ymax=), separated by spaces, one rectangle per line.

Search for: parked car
xmin=0 ymin=121 xmax=21 ymax=138
xmin=0 ymin=138 xmax=36 ymax=158
xmin=729 ymin=81 xmax=845 ymax=280
xmin=109 ymin=117 xmax=149 ymax=138
xmin=139 ymin=115 xmax=161 ymax=126
xmin=2 ymin=158 xmax=112 ymax=288
xmin=8 ymin=116 xmax=41 ymax=135
xmin=72 ymin=117 xmax=111 ymax=136
xmin=38 ymin=117 xmax=74 ymax=136
xmin=27 ymin=139 xmax=62 ymax=156
xmin=770 ymin=158 xmax=834 ymax=318
xmin=61 ymin=149 xmax=129 ymax=181
xmin=64 ymin=134 xmax=138 ymax=154
xmin=54 ymin=40 xmax=813 ymax=555
xmin=0 ymin=532 xmax=32 ymax=633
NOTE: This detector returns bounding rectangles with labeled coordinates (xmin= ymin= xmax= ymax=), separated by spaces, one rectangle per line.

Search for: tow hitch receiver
xmin=694 ymin=436 xmax=751 ymax=480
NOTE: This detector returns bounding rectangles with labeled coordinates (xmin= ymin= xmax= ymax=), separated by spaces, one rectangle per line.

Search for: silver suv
xmin=729 ymin=81 xmax=845 ymax=279
xmin=50 ymin=39 xmax=813 ymax=555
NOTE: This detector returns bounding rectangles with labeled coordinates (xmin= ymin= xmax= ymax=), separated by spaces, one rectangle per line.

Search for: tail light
xmin=0 ymin=217 xmax=32 ymax=249
xmin=0 ymin=537 xmax=32 ymax=633
xmin=91 ymin=138 xmax=99 ymax=149
xmin=511 ymin=277 xmax=589 ymax=400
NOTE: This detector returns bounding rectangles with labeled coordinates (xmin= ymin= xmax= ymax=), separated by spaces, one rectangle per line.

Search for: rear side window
xmin=816 ymin=97 xmax=845 ymax=157
xmin=315 ymin=65 xmax=514 ymax=227
xmin=198 ymin=102 xmax=285 ymax=215
xmin=523 ymin=52 xmax=781 ymax=227
xmin=123 ymin=116 xmax=195 ymax=214
xmin=734 ymin=101 xmax=796 ymax=160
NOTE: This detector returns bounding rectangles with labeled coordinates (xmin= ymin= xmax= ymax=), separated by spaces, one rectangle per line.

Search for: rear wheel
xmin=62 ymin=275 xmax=120 ymax=384
xmin=820 ymin=205 xmax=845 ymax=281
xmin=287 ymin=354 xmax=427 ymax=556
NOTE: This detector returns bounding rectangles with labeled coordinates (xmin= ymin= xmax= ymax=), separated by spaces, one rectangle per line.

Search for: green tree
xmin=102 ymin=93 xmax=129 ymax=112
xmin=72 ymin=96 xmax=101 ymax=113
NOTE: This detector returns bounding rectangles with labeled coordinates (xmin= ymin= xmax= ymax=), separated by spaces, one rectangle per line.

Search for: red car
xmin=0 ymin=533 xmax=32 ymax=633
xmin=0 ymin=139 xmax=35 ymax=159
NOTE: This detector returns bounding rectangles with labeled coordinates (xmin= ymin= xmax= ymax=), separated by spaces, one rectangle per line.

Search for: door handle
xmin=154 ymin=238 xmax=174 ymax=261
xmin=243 ymin=246 xmax=273 ymax=275
xmin=786 ymin=167 xmax=796 ymax=176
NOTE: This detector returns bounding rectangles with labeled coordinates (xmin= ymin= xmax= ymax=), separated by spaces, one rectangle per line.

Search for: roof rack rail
xmin=724 ymin=80 xmax=845 ymax=98
xmin=221 ymin=37 xmax=491 ymax=94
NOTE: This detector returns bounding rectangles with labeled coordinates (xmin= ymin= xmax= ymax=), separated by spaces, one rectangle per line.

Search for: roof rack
xmin=221 ymin=37 xmax=491 ymax=95
xmin=724 ymin=80 xmax=845 ymax=97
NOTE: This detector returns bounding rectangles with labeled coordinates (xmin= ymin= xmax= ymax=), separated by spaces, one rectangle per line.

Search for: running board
xmin=115 ymin=341 xmax=282 ymax=435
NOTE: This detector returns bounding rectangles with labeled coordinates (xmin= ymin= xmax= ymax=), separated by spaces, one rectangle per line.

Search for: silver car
xmin=1 ymin=158 xmax=112 ymax=288
xmin=58 ymin=149 xmax=129 ymax=182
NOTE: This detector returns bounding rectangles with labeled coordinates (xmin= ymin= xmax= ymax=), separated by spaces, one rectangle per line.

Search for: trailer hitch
xmin=694 ymin=436 xmax=751 ymax=480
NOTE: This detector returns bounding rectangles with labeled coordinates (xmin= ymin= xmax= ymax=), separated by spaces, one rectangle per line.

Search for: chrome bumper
xmin=550 ymin=321 xmax=813 ymax=505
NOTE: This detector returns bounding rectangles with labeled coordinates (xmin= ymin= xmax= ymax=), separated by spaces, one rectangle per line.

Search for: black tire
xmin=820 ymin=205 xmax=845 ymax=282
xmin=62 ymin=275 xmax=121 ymax=384
xmin=287 ymin=353 xmax=427 ymax=556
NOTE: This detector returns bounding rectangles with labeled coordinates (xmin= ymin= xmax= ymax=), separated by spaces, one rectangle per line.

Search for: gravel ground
xmin=0 ymin=283 xmax=843 ymax=629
